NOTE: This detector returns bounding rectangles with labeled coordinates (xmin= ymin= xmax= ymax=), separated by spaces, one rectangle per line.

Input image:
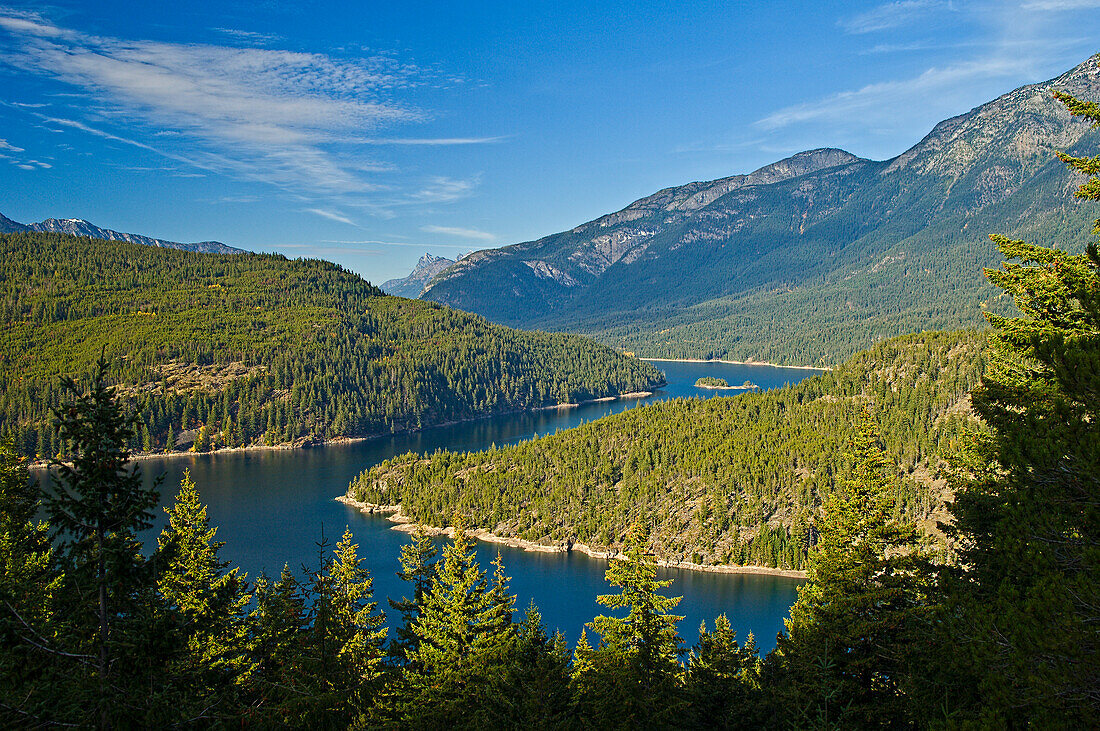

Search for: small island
xmin=694 ymin=376 xmax=758 ymax=390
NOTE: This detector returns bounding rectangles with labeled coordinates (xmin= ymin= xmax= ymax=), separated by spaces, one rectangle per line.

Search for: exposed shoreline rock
xmin=335 ymin=496 xmax=808 ymax=579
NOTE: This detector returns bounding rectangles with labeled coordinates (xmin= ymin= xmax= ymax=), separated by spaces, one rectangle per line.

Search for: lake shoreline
xmin=27 ymin=389 xmax=659 ymax=470
xmin=643 ymin=357 xmax=830 ymax=372
xmin=336 ymin=496 xmax=808 ymax=580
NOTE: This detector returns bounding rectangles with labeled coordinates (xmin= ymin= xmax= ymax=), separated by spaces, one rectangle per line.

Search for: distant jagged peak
xmin=380 ymin=251 xmax=457 ymax=298
xmin=415 ymin=252 xmax=450 ymax=268
xmin=0 ymin=211 xmax=244 ymax=254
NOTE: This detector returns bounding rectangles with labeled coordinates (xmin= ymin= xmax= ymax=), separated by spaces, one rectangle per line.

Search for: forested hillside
xmin=350 ymin=330 xmax=987 ymax=570
xmin=0 ymin=232 xmax=663 ymax=459
xmin=420 ymin=56 xmax=1100 ymax=365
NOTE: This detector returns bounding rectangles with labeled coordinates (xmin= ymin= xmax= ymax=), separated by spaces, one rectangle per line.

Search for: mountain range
xmin=381 ymin=252 xmax=458 ymax=298
xmin=409 ymin=55 xmax=1100 ymax=366
xmin=0 ymin=211 xmax=243 ymax=254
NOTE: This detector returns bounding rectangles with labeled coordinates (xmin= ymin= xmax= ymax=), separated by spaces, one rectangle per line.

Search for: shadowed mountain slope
xmin=420 ymin=56 xmax=1100 ymax=365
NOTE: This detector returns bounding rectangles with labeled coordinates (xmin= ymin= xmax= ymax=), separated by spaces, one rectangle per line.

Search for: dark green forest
xmin=350 ymin=330 xmax=986 ymax=570
xmin=0 ymin=232 xmax=663 ymax=459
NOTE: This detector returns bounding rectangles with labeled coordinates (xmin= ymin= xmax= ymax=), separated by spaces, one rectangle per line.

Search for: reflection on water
xmin=125 ymin=360 xmax=818 ymax=650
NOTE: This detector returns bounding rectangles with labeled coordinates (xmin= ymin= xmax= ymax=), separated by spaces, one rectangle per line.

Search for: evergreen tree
xmin=387 ymin=527 xmax=438 ymax=666
xmin=246 ymin=565 xmax=308 ymax=724
xmin=0 ymin=440 xmax=67 ymax=726
xmin=575 ymin=522 xmax=685 ymax=729
xmin=44 ymin=356 xmax=161 ymax=726
xmin=155 ymin=471 xmax=252 ymax=722
xmin=394 ymin=521 xmax=516 ymax=727
xmin=479 ymin=601 xmax=573 ymax=729
xmin=939 ymin=88 xmax=1100 ymax=725
xmin=683 ymin=615 xmax=763 ymax=730
xmin=484 ymin=551 xmax=517 ymax=639
xmin=306 ymin=528 xmax=387 ymax=725
xmin=774 ymin=407 xmax=930 ymax=728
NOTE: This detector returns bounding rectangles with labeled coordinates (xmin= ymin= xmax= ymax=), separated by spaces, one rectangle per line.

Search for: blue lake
xmin=129 ymin=359 xmax=821 ymax=652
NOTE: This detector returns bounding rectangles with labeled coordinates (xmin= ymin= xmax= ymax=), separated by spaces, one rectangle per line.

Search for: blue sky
xmin=1 ymin=1 xmax=1099 ymax=284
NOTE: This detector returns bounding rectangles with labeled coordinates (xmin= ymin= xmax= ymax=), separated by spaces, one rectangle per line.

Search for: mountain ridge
xmin=0 ymin=211 xmax=244 ymax=254
xmin=416 ymin=55 xmax=1100 ymax=365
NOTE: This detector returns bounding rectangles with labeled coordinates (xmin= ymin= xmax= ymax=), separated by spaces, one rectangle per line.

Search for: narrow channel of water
xmin=125 ymin=360 xmax=819 ymax=651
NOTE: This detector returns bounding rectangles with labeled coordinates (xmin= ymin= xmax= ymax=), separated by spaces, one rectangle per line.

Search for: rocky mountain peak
xmin=744 ymin=148 xmax=863 ymax=185
xmin=0 ymin=211 xmax=244 ymax=254
xmin=886 ymin=54 xmax=1100 ymax=178
xmin=381 ymin=252 xmax=457 ymax=298
xmin=417 ymin=52 xmax=1100 ymax=362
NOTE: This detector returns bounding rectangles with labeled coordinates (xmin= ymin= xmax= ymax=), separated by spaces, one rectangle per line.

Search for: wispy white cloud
xmin=861 ymin=41 xmax=935 ymax=54
xmin=0 ymin=11 xmax=63 ymax=38
xmin=839 ymin=0 xmax=951 ymax=34
xmin=755 ymin=56 xmax=1037 ymax=132
xmin=0 ymin=135 xmax=51 ymax=169
xmin=748 ymin=0 xmax=1097 ymax=163
xmin=211 ymin=27 xmax=281 ymax=45
xmin=318 ymin=239 xmax=471 ymax=249
xmin=0 ymin=9 xmax=481 ymax=203
xmin=305 ymin=208 xmax=357 ymax=226
xmin=420 ymin=224 xmax=495 ymax=241
xmin=275 ymin=244 xmax=387 ymax=257
xmin=409 ymin=176 xmax=479 ymax=203
xmin=356 ymin=136 xmax=506 ymax=146
xmin=39 ymin=116 xmax=159 ymax=152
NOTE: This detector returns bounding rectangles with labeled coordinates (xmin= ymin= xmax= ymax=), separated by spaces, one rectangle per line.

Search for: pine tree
xmin=485 ymin=551 xmax=517 ymax=639
xmin=45 ymin=356 xmax=161 ymax=726
xmin=155 ymin=471 xmax=252 ymax=722
xmin=246 ymin=565 xmax=308 ymax=724
xmin=0 ymin=440 xmax=67 ymax=725
xmin=315 ymin=528 xmax=386 ymax=722
xmin=394 ymin=521 xmax=516 ymax=726
xmin=571 ymin=627 xmax=595 ymax=678
xmin=481 ymin=601 xmax=573 ymax=729
xmin=940 ymin=87 xmax=1100 ymax=725
xmin=774 ymin=407 xmax=930 ymax=728
xmin=281 ymin=526 xmax=387 ymax=727
xmin=684 ymin=615 xmax=763 ymax=729
xmin=575 ymin=522 xmax=685 ymax=729
xmin=387 ymin=527 xmax=438 ymax=666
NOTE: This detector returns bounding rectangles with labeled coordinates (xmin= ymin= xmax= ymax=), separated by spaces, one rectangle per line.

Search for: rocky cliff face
xmin=0 ymin=213 xmax=244 ymax=254
xmin=381 ymin=252 xmax=457 ymax=298
xmin=418 ymin=55 xmax=1100 ymax=364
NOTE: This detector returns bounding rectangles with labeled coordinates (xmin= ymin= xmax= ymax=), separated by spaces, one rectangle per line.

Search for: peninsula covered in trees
xmin=0 ymin=232 xmax=664 ymax=460
xmin=350 ymin=329 xmax=985 ymax=570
